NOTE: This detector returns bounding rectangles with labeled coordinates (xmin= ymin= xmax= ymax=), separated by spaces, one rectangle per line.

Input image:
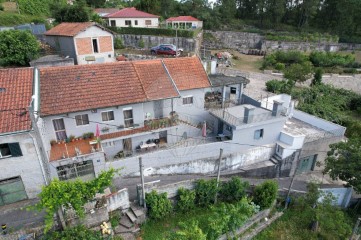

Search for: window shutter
xmin=254 ymin=130 xmax=260 ymax=139
xmin=8 ymin=143 xmax=23 ymax=157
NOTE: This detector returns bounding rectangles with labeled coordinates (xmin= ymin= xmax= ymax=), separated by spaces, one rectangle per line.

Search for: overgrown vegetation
xmin=32 ymin=168 xmax=118 ymax=232
xmin=0 ymin=12 xmax=46 ymax=27
xmin=108 ymin=26 xmax=196 ymax=38
xmin=254 ymin=183 xmax=353 ymax=240
xmin=142 ymin=178 xmax=276 ymax=240
xmin=42 ymin=225 xmax=103 ymax=240
xmin=0 ymin=30 xmax=40 ymax=66
xmin=145 ymin=190 xmax=173 ymax=219
xmin=265 ymin=32 xmax=339 ymax=43
xmin=252 ymin=180 xmax=278 ymax=209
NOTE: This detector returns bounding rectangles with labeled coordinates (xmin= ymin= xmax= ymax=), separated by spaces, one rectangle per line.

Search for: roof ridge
xmin=131 ymin=61 xmax=149 ymax=100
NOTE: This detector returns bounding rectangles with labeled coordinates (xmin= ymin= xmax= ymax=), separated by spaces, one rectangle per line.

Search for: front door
xmin=0 ymin=177 xmax=28 ymax=206
xmin=298 ymin=155 xmax=317 ymax=173
xmin=53 ymin=118 xmax=67 ymax=141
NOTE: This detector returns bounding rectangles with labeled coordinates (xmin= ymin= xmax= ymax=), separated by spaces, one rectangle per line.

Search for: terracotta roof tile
xmin=105 ymin=7 xmax=159 ymax=18
xmin=163 ymin=57 xmax=211 ymax=91
xmin=45 ymin=22 xmax=108 ymax=37
xmin=0 ymin=68 xmax=33 ymax=134
xmin=166 ymin=16 xmax=201 ymax=22
xmin=40 ymin=60 xmax=179 ymax=116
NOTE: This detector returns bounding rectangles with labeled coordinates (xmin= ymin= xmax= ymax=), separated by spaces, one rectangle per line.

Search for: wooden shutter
xmin=8 ymin=143 xmax=22 ymax=157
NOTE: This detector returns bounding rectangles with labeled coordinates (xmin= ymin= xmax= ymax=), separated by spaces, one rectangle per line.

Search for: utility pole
xmin=350 ymin=217 xmax=361 ymax=240
xmin=285 ymin=149 xmax=301 ymax=209
xmin=139 ymin=157 xmax=146 ymax=209
xmin=214 ymin=148 xmax=223 ymax=204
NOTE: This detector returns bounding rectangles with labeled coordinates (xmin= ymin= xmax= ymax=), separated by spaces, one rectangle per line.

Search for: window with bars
xmin=101 ymin=111 xmax=114 ymax=121
xmin=123 ymin=109 xmax=134 ymax=128
xmin=182 ymin=96 xmax=193 ymax=105
xmin=53 ymin=119 xmax=67 ymax=141
xmin=92 ymin=38 xmax=99 ymax=53
xmin=75 ymin=114 xmax=89 ymax=126
xmin=56 ymin=160 xmax=95 ymax=181
xmin=0 ymin=143 xmax=22 ymax=158
xmin=135 ymin=20 xmax=138 ymax=25
xmin=145 ymin=20 xmax=152 ymax=25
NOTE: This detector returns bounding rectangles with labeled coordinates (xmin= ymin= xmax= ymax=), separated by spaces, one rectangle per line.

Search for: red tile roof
xmin=0 ymin=68 xmax=33 ymax=134
xmin=163 ymin=57 xmax=211 ymax=91
xmin=45 ymin=22 xmax=112 ymax=37
xmin=39 ymin=60 xmax=179 ymax=116
xmin=166 ymin=16 xmax=201 ymax=22
xmin=105 ymin=7 xmax=159 ymax=18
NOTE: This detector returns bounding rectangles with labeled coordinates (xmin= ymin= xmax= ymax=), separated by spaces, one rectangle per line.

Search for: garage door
xmin=0 ymin=177 xmax=28 ymax=206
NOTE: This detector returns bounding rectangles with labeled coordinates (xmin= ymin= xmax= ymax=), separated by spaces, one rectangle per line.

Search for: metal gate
xmin=298 ymin=155 xmax=317 ymax=173
xmin=0 ymin=177 xmax=28 ymax=206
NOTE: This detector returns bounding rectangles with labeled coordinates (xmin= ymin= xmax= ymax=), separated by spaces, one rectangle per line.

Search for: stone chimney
xmin=272 ymin=100 xmax=284 ymax=117
xmin=243 ymin=106 xmax=255 ymax=123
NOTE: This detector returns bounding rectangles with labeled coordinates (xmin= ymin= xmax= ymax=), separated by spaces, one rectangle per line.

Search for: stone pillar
xmin=243 ymin=105 xmax=255 ymax=123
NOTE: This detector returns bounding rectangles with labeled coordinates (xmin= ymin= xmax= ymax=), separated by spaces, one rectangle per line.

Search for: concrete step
xmin=269 ymin=157 xmax=278 ymax=164
xmin=126 ymin=210 xmax=137 ymax=223
xmin=120 ymin=216 xmax=133 ymax=229
xmin=130 ymin=206 xmax=144 ymax=218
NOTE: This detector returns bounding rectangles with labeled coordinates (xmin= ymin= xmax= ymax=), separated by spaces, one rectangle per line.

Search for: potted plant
xmin=69 ymin=135 xmax=75 ymax=142
xmin=50 ymin=139 xmax=57 ymax=146
xmin=83 ymin=133 xmax=89 ymax=139
xmin=65 ymin=137 xmax=71 ymax=143
xmin=89 ymin=132 xmax=95 ymax=138
xmin=101 ymin=127 xmax=110 ymax=133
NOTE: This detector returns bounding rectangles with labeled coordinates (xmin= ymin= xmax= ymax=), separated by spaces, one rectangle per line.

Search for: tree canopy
xmin=0 ymin=30 xmax=40 ymax=66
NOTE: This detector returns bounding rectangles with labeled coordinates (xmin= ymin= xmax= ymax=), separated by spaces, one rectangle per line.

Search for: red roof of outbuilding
xmin=105 ymin=7 xmax=159 ymax=18
xmin=166 ymin=16 xmax=201 ymax=22
xmin=45 ymin=22 xmax=113 ymax=37
xmin=0 ymin=68 xmax=33 ymax=134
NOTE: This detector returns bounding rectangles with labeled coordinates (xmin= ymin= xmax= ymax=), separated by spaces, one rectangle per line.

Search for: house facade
xmin=0 ymin=68 xmax=48 ymax=206
xmin=45 ymin=22 xmax=115 ymax=65
xmin=166 ymin=16 xmax=203 ymax=29
xmin=104 ymin=7 xmax=159 ymax=28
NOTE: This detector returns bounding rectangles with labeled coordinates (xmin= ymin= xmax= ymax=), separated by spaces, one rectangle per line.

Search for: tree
xmin=0 ymin=30 xmax=40 ymax=66
xmin=219 ymin=177 xmax=249 ymax=203
xmin=85 ymin=0 xmax=106 ymax=8
xmin=51 ymin=1 xmax=90 ymax=23
xmin=311 ymin=67 xmax=323 ymax=86
xmin=33 ymin=168 xmax=119 ymax=232
xmin=169 ymin=220 xmax=207 ymax=240
xmin=324 ymin=137 xmax=361 ymax=193
xmin=253 ymin=180 xmax=278 ymax=209
xmin=145 ymin=190 xmax=173 ymax=219
xmin=284 ymin=62 xmax=313 ymax=83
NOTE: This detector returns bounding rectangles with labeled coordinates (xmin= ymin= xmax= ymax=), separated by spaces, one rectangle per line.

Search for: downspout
xmin=28 ymin=131 xmax=48 ymax=185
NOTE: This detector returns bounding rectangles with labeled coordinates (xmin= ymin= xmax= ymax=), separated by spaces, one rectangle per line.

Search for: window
xmin=125 ymin=20 xmax=131 ymax=26
xmin=123 ymin=109 xmax=134 ymax=128
xmin=101 ymin=111 xmax=114 ymax=121
xmin=92 ymin=39 xmax=99 ymax=53
xmin=182 ymin=96 xmax=193 ymax=105
xmin=254 ymin=129 xmax=264 ymax=139
xmin=135 ymin=20 xmax=138 ymax=25
xmin=75 ymin=114 xmax=89 ymax=126
xmin=56 ymin=160 xmax=95 ymax=181
xmin=53 ymin=119 xmax=67 ymax=141
xmin=0 ymin=143 xmax=22 ymax=158
xmin=276 ymin=144 xmax=283 ymax=156
xmin=145 ymin=20 xmax=152 ymax=25
xmin=110 ymin=20 xmax=116 ymax=27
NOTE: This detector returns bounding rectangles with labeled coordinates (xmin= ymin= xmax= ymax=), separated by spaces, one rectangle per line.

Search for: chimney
xmin=211 ymin=60 xmax=217 ymax=74
xmin=243 ymin=106 xmax=255 ymax=123
xmin=272 ymin=100 xmax=284 ymax=117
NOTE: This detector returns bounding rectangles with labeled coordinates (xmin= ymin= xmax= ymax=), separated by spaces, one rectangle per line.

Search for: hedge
xmin=108 ymin=26 xmax=195 ymax=38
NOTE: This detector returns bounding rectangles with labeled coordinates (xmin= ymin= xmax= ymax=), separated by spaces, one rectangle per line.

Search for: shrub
xmin=219 ymin=177 xmax=249 ymax=203
xmin=138 ymin=38 xmax=145 ymax=48
xmin=309 ymin=51 xmax=355 ymax=68
xmin=42 ymin=225 xmax=103 ymax=240
xmin=275 ymin=62 xmax=285 ymax=71
xmin=253 ymin=180 xmax=278 ymax=209
xmin=311 ymin=67 xmax=323 ymax=86
xmin=176 ymin=187 xmax=196 ymax=212
xmin=195 ymin=179 xmax=218 ymax=207
xmin=169 ymin=220 xmax=206 ymax=240
xmin=265 ymin=79 xmax=284 ymax=93
xmin=145 ymin=190 xmax=172 ymax=219
xmin=114 ymin=37 xmax=124 ymax=49
xmin=0 ymin=4 xmax=4 ymax=11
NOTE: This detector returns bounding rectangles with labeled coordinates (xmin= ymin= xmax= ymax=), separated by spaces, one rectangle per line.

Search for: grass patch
xmin=141 ymin=207 xmax=211 ymax=240
xmin=0 ymin=12 xmax=45 ymax=26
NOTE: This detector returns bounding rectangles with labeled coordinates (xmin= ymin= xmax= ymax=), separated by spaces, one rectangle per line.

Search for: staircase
xmin=269 ymin=154 xmax=282 ymax=165
xmin=114 ymin=205 xmax=146 ymax=235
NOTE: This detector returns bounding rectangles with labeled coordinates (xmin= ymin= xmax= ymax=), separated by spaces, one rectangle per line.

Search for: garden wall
xmin=106 ymin=188 xmax=130 ymax=212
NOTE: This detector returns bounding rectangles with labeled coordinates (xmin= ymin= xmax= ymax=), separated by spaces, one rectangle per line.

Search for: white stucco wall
xmin=107 ymin=18 xmax=159 ymax=28
xmin=0 ymin=132 xmax=46 ymax=198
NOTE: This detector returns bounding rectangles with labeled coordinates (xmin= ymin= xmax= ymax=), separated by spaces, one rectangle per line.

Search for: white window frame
xmin=182 ymin=96 xmax=194 ymax=106
xmin=0 ymin=143 xmax=11 ymax=158
xmin=92 ymin=38 xmax=99 ymax=53
xmin=52 ymin=118 xmax=67 ymax=141
xmin=101 ymin=111 xmax=115 ymax=122
xmin=75 ymin=114 xmax=89 ymax=126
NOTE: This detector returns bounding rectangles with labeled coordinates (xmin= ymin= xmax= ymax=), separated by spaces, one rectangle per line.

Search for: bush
xmin=138 ymin=38 xmax=145 ymax=48
xmin=311 ymin=67 xmax=323 ymax=86
xmin=266 ymin=80 xmax=283 ymax=93
xmin=114 ymin=37 xmax=124 ymax=49
xmin=108 ymin=26 xmax=195 ymax=38
xmin=0 ymin=4 xmax=4 ymax=11
xmin=309 ymin=51 xmax=355 ymax=68
xmin=177 ymin=187 xmax=196 ymax=212
xmin=275 ymin=62 xmax=285 ymax=71
xmin=42 ymin=225 xmax=102 ymax=240
xmin=219 ymin=177 xmax=249 ymax=203
xmin=253 ymin=180 xmax=278 ymax=209
xmin=262 ymin=51 xmax=308 ymax=69
xmin=195 ymin=179 xmax=218 ymax=207
xmin=145 ymin=190 xmax=172 ymax=219
xmin=169 ymin=220 xmax=207 ymax=240
xmin=343 ymin=68 xmax=357 ymax=74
